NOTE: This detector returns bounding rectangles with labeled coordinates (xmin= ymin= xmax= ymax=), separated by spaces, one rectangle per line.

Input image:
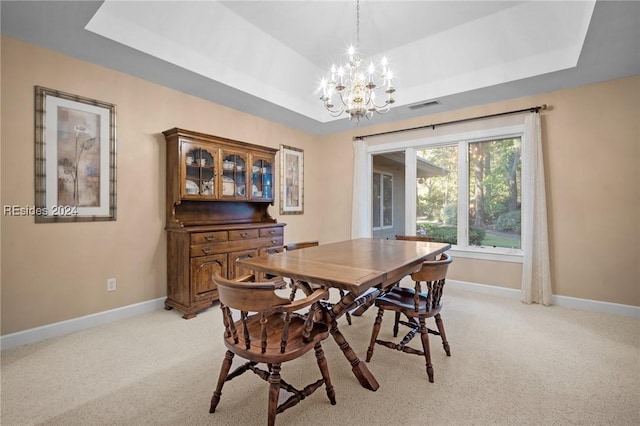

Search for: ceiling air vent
xmin=408 ymin=100 xmax=440 ymax=110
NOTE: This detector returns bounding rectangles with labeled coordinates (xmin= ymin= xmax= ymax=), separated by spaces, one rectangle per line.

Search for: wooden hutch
xmin=163 ymin=128 xmax=284 ymax=318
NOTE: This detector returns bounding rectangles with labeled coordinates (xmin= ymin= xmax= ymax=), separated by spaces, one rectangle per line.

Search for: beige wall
xmin=0 ymin=36 xmax=323 ymax=334
xmin=316 ymin=76 xmax=640 ymax=305
xmin=1 ymin=36 xmax=638 ymax=334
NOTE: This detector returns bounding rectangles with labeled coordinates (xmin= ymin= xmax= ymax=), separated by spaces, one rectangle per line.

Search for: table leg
xmin=329 ymin=320 xmax=379 ymax=391
xmin=295 ymin=280 xmax=384 ymax=391
xmin=325 ymin=289 xmax=383 ymax=391
xmin=350 ymin=301 xmax=372 ymax=317
xmin=351 ymin=280 xmax=402 ymax=316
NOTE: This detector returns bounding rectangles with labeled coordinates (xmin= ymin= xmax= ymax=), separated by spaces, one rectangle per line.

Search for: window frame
xmin=366 ymin=124 xmax=525 ymax=263
xmin=372 ymin=170 xmax=394 ymax=231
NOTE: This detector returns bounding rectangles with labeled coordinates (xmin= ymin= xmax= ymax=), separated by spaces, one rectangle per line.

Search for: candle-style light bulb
xmin=381 ymin=56 xmax=388 ymax=76
xmin=320 ymin=78 xmax=327 ymax=99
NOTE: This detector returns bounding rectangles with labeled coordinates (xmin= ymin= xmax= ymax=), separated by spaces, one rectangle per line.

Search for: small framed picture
xmin=34 ymin=86 xmax=117 ymax=223
xmin=279 ymin=145 xmax=303 ymax=215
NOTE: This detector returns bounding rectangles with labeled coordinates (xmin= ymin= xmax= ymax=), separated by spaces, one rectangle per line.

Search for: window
xmin=372 ymin=171 xmax=393 ymax=230
xmin=417 ymin=137 xmax=522 ymax=252
xmin=363 ymin=122 xmax=525 ymax=261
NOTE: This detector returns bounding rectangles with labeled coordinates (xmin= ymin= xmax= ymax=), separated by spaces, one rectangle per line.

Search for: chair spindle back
xmin=410 ymin=252 xmax=452 ymax=312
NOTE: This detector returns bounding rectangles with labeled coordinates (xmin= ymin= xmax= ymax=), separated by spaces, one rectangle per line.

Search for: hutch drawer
xmin=259 ymin=227 xmax=283 ymax=237
xmin=229 ymin=229 xmax=259 ymax=241
xmin=191 ymin=231 xmax=228 ymax=245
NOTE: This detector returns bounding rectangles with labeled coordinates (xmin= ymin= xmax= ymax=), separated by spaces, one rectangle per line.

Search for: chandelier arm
xmin=362 ymin=90 xmax=372 ymax=107
xmin=337 ymin=90 xmax=352 ymax=110
xmin=323 ymin=102 xmax=346 ymax=117
xmin=370 ymin=98 xmax=393 ymax=110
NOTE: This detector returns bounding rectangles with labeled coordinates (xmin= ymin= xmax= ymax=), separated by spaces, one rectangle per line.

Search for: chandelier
xmin=319 ymin=0 xmax=396 ymax=122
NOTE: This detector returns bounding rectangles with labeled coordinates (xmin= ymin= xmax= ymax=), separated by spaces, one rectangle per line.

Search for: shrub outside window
xmin=417 ymin=137 xmax=522 ymax=252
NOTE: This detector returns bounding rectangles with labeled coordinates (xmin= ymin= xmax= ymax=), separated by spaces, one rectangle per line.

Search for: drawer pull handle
xmin=269 ymin=230 xmax=276 ymax=235
xmin=271 ymin=239 xmax=278 ymax=244
xmin=205 ymin=235 xmax=215 ymax=241
xmin=202 ymin=247 xmax=211 ymax=255
xmin=240 ymin=232 xmax=248 ymax=238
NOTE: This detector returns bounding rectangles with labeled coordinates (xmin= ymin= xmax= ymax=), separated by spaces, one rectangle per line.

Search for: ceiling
xmin=2 ymin=1 xmax=639 ymax=135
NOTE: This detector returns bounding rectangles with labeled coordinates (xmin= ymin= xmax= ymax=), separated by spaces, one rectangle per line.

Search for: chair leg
xmin=434 ymin=313 xmax=451 ymax=356
xmin=289 ymin=279 xmax=298 ymax=302
xmin=393 ymin=311 xmax=401 ymax=337
xmin=289 ymin=287 xmax=297 ymax=302
xmin=366 ymin=307 xmax=384 ymax=362
xmin=339 ymin=289 xmax=352 ymax=325
xmin=314 ymin=343 xmax=336 ymax=405
xmin=267 ymin=363 xmax=282 ymax=426
xmin=418 ymin=318 xmax=434 ymax=383
xmin=210 ymin=350 xmax=234 ymax=413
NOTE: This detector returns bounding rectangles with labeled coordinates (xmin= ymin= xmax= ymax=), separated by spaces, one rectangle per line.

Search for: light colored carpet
xmin=1 ymin=287 xmax=638 ymax=426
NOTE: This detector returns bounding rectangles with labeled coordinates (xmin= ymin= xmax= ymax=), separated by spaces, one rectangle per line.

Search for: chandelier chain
xmin=356 ymin=0 xmax=360 ymax=48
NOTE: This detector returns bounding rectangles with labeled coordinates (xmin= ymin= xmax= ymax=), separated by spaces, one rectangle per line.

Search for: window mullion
xmin=379 ymin=173 xmax=383 ymax=228
xmin=457 ymin=141 xmax=469 ymax=248
xmin=405 ymin=148 xmax=417 ymax=235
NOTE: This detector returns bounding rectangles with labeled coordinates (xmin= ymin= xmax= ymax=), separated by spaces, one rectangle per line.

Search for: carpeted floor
xmin=1 ymin=287 xmax=638 ymax=425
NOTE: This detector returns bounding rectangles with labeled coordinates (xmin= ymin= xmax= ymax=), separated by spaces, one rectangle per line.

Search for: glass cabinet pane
xmin=221 ymin=152 xmax=248 ymax=198
xmin=251 ymin=158 xmax=273 ymax=199
xmin=184 ymin=144 xmax=216 ymax=197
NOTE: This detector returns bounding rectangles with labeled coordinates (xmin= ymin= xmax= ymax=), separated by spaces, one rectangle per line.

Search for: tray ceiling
xmin=2 ymin=1 xmax=639 ymax=135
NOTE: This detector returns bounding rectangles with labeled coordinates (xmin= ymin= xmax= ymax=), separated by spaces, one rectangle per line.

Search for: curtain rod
xmin=353 ymin=104 xmax=547 ymax=141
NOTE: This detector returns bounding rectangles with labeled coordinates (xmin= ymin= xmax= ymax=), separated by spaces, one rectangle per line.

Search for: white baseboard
xmin=3 ymin=281 xmax=638 ymax=352
xmin=448 ymin=280 xmax=640 ymax=318
xmin=0 ymin=297 xmax=166 ymax=352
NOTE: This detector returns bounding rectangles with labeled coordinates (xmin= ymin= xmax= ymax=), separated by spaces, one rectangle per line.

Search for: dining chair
xmin=350 ymin=235 xmax=435 ymax=318
xmin=284 ymin=241 xmax=320 ymax=251
xmin=365 ymin=252 xmax=453 ymax=383
xmin=390 ymin=234 xmax=435 ymax=328
xmin=395 ymin=234 xmax=434 ymax=242
xmin=284 ymin=241 xmax=352 ymax=325
xmin=209 ymin=273 xmax=336 ymax=426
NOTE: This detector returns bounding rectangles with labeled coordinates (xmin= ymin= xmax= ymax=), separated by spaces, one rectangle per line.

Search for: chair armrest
xmin=280 ymin=288 xmax=329 ymax=312
xmin=214 ymin=273 xmax=288 ymax=290
xmin=234 ymin=274 xmax=254 ymax=283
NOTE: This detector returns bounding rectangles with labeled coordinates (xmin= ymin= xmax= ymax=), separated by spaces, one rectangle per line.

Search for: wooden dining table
xmin=236 ymin=237 xmax=451 ymax=391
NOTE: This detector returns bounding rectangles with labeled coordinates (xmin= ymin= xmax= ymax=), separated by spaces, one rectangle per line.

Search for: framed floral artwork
xmin=34 ymin=86 xmax=117 ymax=223
xmin=279 ymin=145 xmax=303 ymax=215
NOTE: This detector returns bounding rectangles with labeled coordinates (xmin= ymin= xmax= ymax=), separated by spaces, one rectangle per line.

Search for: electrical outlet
xmin=107 ymin=278 xmax=117 ymax=292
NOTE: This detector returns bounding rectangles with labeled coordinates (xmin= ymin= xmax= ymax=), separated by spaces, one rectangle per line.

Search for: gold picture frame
xmin=279 ymin=145 xmax=303 ymax=215
xmin=35 ymin=86 xmax=117 ymax=223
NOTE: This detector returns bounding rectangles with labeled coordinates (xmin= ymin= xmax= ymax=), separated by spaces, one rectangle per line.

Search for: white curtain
xmin=351 ymin=138 xmax=371 ymax=238
xmin=521 ymin=113 xmax=552 ymax=305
